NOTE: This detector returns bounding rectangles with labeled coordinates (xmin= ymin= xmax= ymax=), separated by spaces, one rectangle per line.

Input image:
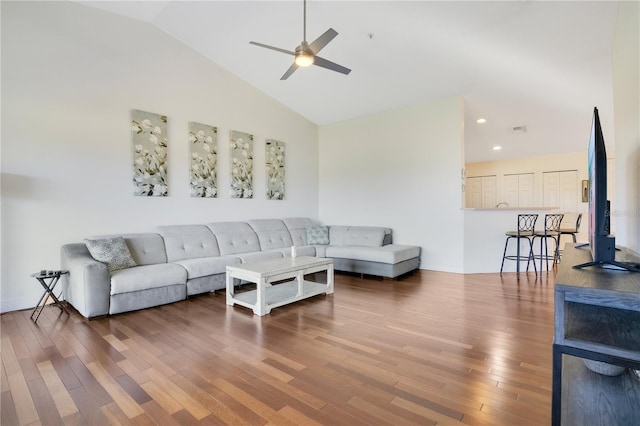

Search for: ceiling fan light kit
xmin=294 ymin=43 xmax=314 ymax=67
xmin=249 ymin=0 xmax=350 ymax=80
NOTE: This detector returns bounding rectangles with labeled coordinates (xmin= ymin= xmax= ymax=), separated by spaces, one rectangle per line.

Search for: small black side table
xmin=30 ymin=270 xmax=69 ymax=323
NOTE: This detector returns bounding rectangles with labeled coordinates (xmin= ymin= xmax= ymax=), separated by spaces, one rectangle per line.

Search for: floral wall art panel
xmin=229 ymin=130 xmax=254 ymax=198
xmin=189 ymin=122 xmax=218 ymax=198
xmin=266 ymin=139 xmax=285 ymax=200
xmin=131 ymin=109 xmax=168 ymax=196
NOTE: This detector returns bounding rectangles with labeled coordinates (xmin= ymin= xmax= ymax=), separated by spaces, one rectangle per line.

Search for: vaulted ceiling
xmin=78 ymin=1 xmax=618 ymax=162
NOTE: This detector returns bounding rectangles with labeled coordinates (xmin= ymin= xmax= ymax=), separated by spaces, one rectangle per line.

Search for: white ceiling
xmin=78 ymin=0 xmax=618 ymax=163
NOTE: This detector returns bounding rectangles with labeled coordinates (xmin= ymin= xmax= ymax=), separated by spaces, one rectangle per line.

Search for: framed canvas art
xmin=266 ymin=139 xmax=285 ymax=200
xmin=189 ymin=122 xmax=218 ymax=198
xmin=131 ymin=109 xmax=168 ymax=196
xmin=230 ymin=130 xmax=254 ymax=198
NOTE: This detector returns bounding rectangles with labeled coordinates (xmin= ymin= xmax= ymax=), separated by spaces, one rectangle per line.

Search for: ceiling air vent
xmin=508 ymin=125 xmax=527 ymax=133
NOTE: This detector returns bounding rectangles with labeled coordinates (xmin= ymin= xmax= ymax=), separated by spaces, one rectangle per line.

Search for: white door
xmin=482 ymin=176 xmax=497 ymax=208
xmin=466 ymin=177 xmax=482 ymax=208
xmin=558 ymin=171 xmax=578 ymax=212
xmin=503 ymin=173 xmax=534 ymax=207
xmin=544 ymin=170 xmax=578 ymax=211
xmin=518 ymin=173 xmax=535 ymax=207
xmin=503 ymin=174 xmax=519 ymax=207
xmin=466 ymin=176 xmax=496 ymax=208
xmin=543 ymin=172 xmax=560 ymax=207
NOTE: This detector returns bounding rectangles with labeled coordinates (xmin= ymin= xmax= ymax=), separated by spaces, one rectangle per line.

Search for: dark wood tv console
xmin=552 ymin=244 xmax=640 ymax=425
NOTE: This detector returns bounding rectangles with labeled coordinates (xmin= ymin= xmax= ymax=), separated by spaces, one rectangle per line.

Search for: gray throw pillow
xmin=84 ymin=236 xmax=137 ymax=272
xmin=306 ymin=226 xmax=330 ymax=245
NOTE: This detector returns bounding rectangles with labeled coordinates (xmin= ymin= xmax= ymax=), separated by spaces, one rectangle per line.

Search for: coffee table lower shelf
xmin=232 ymin=280 xmax=329 ymax=313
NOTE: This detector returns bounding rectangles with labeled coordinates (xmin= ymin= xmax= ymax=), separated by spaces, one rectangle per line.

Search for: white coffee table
xmin=225 ymin=256 xmax=334 ymax=316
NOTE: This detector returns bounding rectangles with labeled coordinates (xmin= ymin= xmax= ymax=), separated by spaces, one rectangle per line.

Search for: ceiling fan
xmin=249 ymin=0 xmax=351 ymax=80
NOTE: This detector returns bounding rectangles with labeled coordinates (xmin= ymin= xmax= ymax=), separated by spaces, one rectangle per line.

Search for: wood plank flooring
xmin=1 ymin=270 xmax=556 ymax=425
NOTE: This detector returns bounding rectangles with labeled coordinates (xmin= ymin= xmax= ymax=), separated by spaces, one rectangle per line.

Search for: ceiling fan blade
xmin=308 ymin=28 xmax=338 ymax=54
xmin=313 ymin=55 xmax=351 ymax=75
xmin=249 ymin=41 xmax=295 ymax=56
xmin=280 ymin=63 xmax=299 ymax=80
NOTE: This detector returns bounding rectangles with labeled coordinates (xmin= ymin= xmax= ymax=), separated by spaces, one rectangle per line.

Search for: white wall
xmin=318 ymin=97 xmax=465 ymax=272
xmin=1 ymin=1 xmax=319 ymax=312
xmin=612 ymin=1 xmax=640 ymax=253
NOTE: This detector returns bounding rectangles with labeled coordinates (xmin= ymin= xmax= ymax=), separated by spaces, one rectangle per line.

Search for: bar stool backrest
xmin=544 ymin=213 xmax=565 ymax=234
xmin=517 ymin=214 xmax=538 ymax=236
xmin=560 ymin=212 xmax=583 ymax=233
xmin=575 ymin=213 xmax=582 ymax=232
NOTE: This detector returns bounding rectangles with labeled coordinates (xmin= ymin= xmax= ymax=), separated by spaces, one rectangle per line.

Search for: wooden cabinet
xmin=552 ymin=244 xmax=640 ymax=425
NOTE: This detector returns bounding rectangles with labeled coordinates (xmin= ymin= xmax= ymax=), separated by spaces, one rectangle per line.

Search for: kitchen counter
xmin=464 ymin=207 xmax=559 ymax=211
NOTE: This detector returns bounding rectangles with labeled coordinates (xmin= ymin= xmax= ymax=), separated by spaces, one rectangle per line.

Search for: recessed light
xmin=493 ymin=146 xmax=502 ymax=151
xmin=476 ymin=118 xmax=487 ymax=124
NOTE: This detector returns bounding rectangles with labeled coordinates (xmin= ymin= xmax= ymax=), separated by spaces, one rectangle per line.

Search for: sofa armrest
xmin=61 ymin=243 xmax=111 ymax=318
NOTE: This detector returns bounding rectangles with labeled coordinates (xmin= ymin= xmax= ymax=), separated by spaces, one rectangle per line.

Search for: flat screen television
xmin=573 ymin=107 xmax=639 ymax=272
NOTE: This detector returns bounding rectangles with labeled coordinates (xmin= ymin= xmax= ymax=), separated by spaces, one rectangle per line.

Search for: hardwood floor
xmin=1 ymin=269 xmax=556 ymax=425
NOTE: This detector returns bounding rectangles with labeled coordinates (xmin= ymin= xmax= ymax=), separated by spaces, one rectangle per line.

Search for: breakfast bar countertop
xmin=463 ymin=206 xmax=560 ymax=211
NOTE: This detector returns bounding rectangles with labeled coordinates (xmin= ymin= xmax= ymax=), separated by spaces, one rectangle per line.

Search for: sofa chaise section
xmin=326 ymin=244 xmax=421 ymax=278
xmin=294 ymin=223 xmax=420 ymax=278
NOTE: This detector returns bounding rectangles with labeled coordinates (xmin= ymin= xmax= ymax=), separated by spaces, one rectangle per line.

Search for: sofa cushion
xmin=157 ymin=224 xmax=220 ymax=262
xmin=174 ymin=255 xmax=241 ymax=279
xmin=206 ymin=222 xmax=261 ymax=255
xmin=329 ymin=226 xmax=386 ymax=247
xmin=328 ymin=226 xmax=349 ymax=246
xmin=289 ymin=245 xmax=316 ymax=257
xmin=123 ymin=233 xmax=168 ymax=265
xmin=248 ymin=219 xmax=293 ymax=250
xmin=265 ymin=246 xmax=316 ymax=258
xmin=110 ymin=263 xmax=187 ymax=295
xmin=325 ymin=244 xmax=420 ymax=264
xmin=345 ymin=227 xmax=387 ymax=246
xmin=235 ymin=251 xmax=283 ymax=264
xmin=84 ymin=236 xmax=136 ymax=272
xmin=283 ymin=217 xmax=317 ymax=246
xmin=313 ymin=245 xmax=328 ymax=258
xmin=306 ymin=226 xmax=329 ymax=245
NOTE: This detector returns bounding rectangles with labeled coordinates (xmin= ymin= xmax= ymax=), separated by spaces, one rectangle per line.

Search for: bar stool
xmin=500 ymin=214 xmax=538 ymax=275
xmin=532 ymin=213 xmax=564 ymax=272
xmin=559 ymin=213 xmax=582 ymax=253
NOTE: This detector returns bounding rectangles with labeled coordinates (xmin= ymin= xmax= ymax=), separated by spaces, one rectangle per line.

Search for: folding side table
xmin=30 ymin=270 xmax=69 ymax=323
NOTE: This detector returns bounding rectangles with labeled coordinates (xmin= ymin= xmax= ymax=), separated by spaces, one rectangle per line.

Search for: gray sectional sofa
xmin=60 ymin=218 xmax=421 ymax=318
